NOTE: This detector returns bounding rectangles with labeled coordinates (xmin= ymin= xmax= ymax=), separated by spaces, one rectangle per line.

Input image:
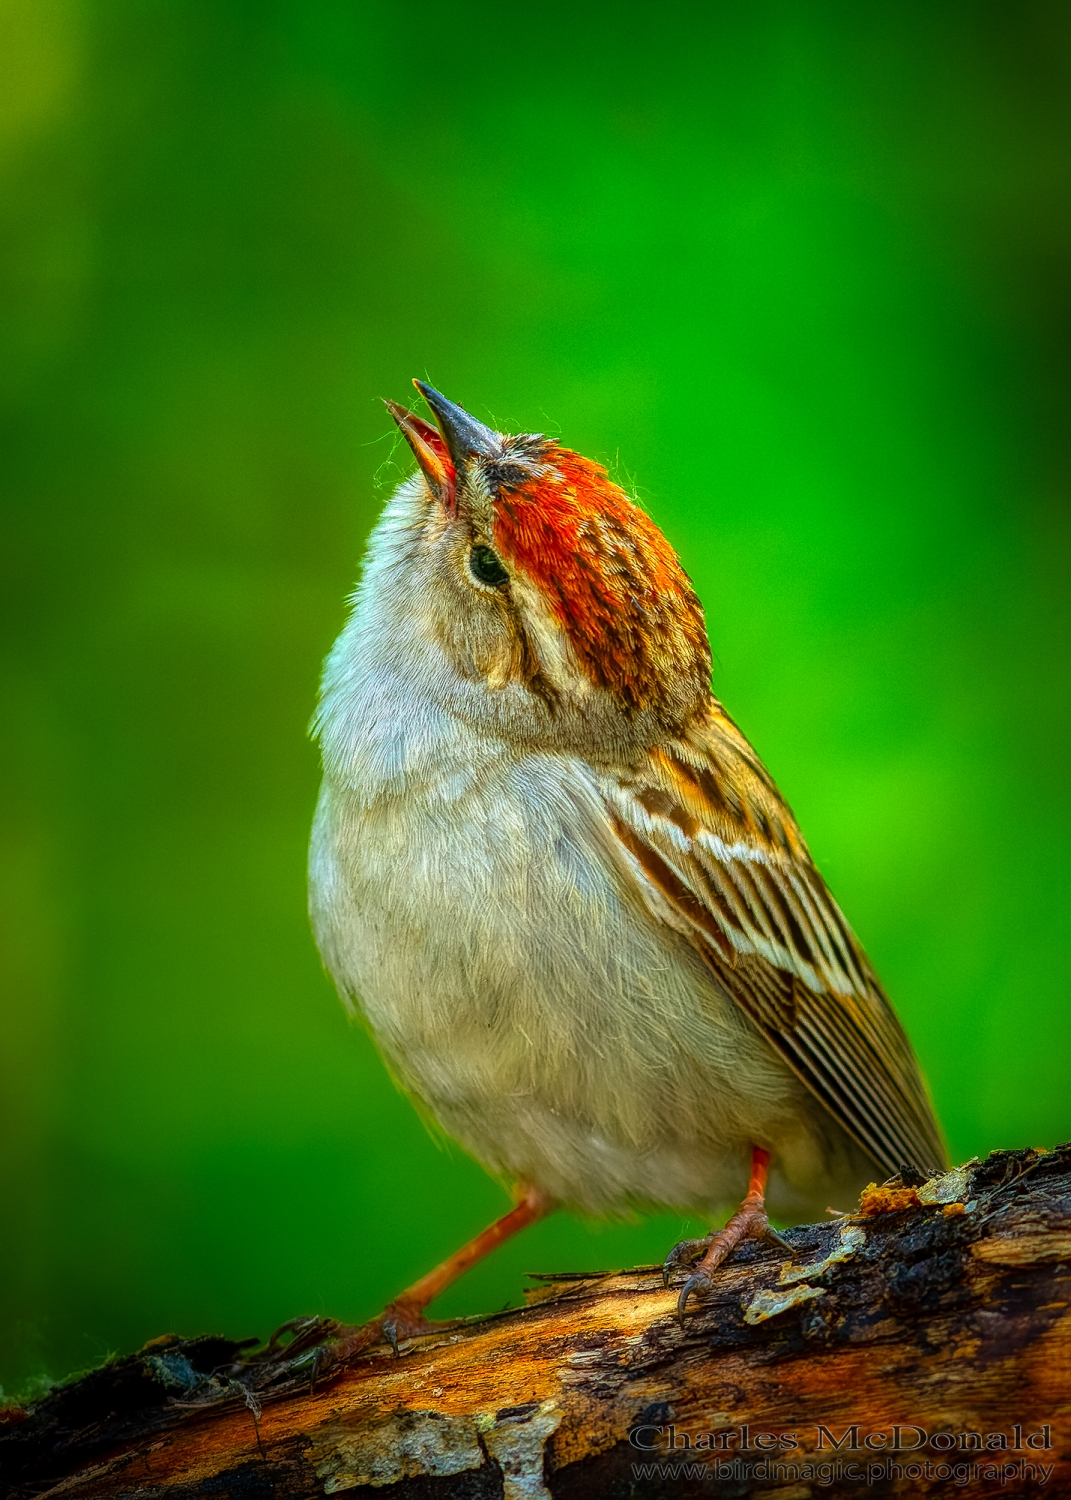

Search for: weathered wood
xmin=3 ymin=1146 xmax=1070 ymax=1498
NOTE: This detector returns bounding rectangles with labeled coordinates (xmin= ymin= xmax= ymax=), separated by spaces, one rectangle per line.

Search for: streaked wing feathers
xmin=605 ymin=705 xmax=946 ymax=1178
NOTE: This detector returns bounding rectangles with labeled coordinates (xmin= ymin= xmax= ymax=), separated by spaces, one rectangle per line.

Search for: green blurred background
xmin=2 ymin=0 xmax=1069 ymax=1398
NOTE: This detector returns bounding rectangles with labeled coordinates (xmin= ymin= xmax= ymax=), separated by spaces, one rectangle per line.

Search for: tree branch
xmin=4 ymin=1146 xmax=1070 ymax=1497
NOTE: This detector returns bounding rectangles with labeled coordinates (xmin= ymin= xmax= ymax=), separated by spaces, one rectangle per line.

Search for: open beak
xmin=383 ymin=400 xmax=457 ymax=511
xmin=384 ymin=381 xmax=501 ymax=517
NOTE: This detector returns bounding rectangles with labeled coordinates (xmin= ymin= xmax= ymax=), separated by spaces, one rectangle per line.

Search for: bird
xmin=309 ymin=379 xmax=946 ymax=1352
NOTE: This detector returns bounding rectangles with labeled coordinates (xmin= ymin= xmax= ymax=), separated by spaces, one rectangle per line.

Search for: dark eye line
xmin=469 ymin=544 xmax=510 ymax=587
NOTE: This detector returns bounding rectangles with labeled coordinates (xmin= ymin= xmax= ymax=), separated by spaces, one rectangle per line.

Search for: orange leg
xmin=663 ymin=1146 xmax=792 ymax=1321
xmin=340 ymin=1183 xmax=551 ymax=1356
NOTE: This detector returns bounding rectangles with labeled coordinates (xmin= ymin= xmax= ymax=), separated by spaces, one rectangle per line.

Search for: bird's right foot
xmin=662 ymin=1147 xmax=793 ymax=1321
xmin=661 ymin=1234 xmax=717 ymax=1286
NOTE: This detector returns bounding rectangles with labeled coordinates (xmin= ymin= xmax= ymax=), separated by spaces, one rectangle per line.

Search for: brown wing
xmin=603 ymin=703 xmax=947 ymax=1177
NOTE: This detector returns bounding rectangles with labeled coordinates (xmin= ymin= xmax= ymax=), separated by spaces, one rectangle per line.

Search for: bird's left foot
xmin=258 ymin=1186 xmax=553 ymax=1370
xmin=663 ymin=1147 xmax=793 ymax=1321
xmin=252 ymin=1303 xmax=451 ymax=1381
xmin=306 ymin=1303 xmax=453 ymax=1362
xmin=376 ymin=1300 xmax=451 ymax=1354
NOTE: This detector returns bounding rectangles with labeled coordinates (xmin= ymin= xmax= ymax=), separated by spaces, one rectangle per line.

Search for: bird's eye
xmin=468 ymin=545 xmax=509 ymax=587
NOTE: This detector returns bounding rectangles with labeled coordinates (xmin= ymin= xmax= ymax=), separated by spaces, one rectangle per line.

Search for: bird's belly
xmin=310 ymin=755 xmax=863 ymax=1220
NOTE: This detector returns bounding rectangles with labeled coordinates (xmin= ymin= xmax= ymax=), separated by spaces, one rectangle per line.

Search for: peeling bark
xmin=3 ymin=1147 xmax=1070 ymax=1498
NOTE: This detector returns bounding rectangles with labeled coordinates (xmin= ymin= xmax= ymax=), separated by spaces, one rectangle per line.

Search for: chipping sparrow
xmin=309 ymin=381 xmax=945 ymax=1347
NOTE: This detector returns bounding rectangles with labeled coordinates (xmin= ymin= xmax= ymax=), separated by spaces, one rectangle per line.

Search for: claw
xmin=667 ymin=1146 xmax=799 ymax=1323
xmin=677 ymin=1271 xmax=712 ymax=1323
xmin=661 ymin=1234 xmax=715 ymax=1287
xmin=264 ymin=1314 xmax=335 ymax=1358
xmin=372 ymin=1300 xmax=450 ymax=1356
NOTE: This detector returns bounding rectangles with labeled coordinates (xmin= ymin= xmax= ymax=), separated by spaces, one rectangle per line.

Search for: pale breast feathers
xmin=601 ymin=704 xmax=947 ymax=1178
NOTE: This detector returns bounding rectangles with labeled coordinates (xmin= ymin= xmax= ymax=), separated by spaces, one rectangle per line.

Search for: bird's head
xmin=324 ymin=381 xmax=712 ymax=764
